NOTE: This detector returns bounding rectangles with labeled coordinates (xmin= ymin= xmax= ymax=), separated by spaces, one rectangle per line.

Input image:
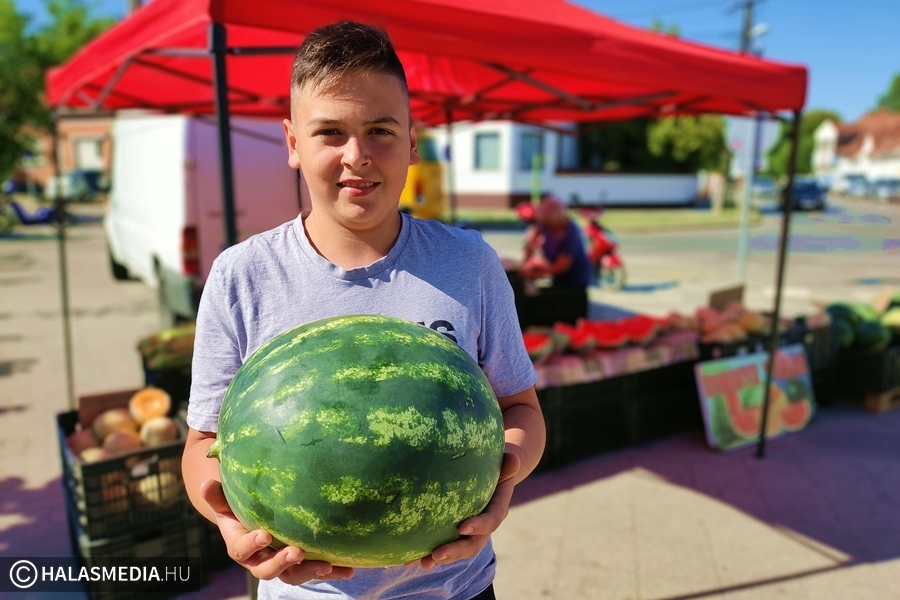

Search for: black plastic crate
xmin=836 ymin=345 xmax=900 ymax=394
xmin=74 ymin=514 xmax=209 ymax=599
xmin=698 ymin=335 xmax=766 ymax=362
xmin=57 ymin=394 xmax=191 ymax=541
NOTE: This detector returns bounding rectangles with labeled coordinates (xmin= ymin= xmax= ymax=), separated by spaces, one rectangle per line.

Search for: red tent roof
xmin=47 ymin=0 xmax=807 ymax=125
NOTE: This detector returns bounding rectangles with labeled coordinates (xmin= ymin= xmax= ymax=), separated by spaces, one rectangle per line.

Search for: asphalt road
xmin=483 ymin=195 xmax=900 ymax=319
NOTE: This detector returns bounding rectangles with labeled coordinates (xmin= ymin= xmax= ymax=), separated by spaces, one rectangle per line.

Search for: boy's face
xmin=283 ymin=71 xmax=419 ymax=232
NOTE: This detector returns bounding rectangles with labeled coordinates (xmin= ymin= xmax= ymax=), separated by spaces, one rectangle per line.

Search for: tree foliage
xmin=576 ymin=115 xmax=727 ymax=174
xmin=647 ymin=115 xmax=727 ymax=173
xmin=876 ymin=73 xmax=900 ymax=112
xmin=0 ymin=0 xmax=114 ymax=180
xmin=765 ymin=109 xmax=841 ymax=179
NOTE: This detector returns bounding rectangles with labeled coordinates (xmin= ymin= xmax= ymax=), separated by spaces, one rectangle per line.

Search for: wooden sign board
xmin=694 ymin=344 xmax=815 ymax=451
xmin=709 ymin=284 xmax=745 ymax=311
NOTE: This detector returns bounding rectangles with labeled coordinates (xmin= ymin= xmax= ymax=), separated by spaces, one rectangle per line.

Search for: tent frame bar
xmin=756 ymin=108 xmax=803 ymax=459
xmin=211 ymin=22 xmax=239 ymax=248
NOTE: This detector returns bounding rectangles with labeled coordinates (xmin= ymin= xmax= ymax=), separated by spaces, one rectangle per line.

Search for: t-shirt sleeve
xmin=477 ymin=242 xmax=538 ymax=398
xmin=186 ymin=257 xmax=244 ymax=433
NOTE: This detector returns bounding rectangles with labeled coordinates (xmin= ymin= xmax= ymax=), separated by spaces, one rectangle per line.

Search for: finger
xmin=277 ymin=563 xmax=354 ymax=585
xmin=499 ymin=452 xmax=521 ymax=482
xmin=230 ymin=528 xmax=279 ymax=564
xmin=457 ymin=477 xmax=515 ymax=537
xmin=248 ymin=546 xmax=305 ymax=580
xmin=421 ymin=534 xmax=489 ymax=570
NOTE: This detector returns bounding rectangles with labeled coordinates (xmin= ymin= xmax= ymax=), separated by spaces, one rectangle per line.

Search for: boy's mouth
xmin=338 ymin=181 xmax=378 ymax=189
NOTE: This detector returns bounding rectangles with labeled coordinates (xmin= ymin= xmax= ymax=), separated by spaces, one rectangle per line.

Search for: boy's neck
xmin=303 ymin=211 xmax=403 ymax=270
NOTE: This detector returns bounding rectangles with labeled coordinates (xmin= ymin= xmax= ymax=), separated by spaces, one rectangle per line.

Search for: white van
xmin=105 ymin=112 xmax=309 ymax=324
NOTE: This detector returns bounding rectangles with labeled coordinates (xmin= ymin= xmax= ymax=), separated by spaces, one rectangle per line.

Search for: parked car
xmin=751 ymin=176 xmax=777 ymax=198
xmin=870 ymin=177 xmax=900 ymax=200
xmin=838 ymin=173 xmax=870 ymax=196
xmin=782 ymin=177 xmax=827 ymax=211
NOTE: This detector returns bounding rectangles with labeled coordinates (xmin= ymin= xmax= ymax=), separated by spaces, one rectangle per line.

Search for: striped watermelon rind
xmin=208 ymin=315 xmax=505 ymax=567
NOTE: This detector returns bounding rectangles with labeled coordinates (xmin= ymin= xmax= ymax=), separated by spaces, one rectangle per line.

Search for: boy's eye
xmin=370 ymin=128 xmax=394 ymax=136
xmin=315 ymin=128 xmax=341 ymax=137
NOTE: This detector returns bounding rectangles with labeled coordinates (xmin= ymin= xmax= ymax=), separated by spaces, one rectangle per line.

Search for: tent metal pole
xmin=445 ymin=108 xmax=456 ymax=224
xmin=756 ymin=108 xmax=802 ymax=459
xmin=736 ymin=113 xmax=761 ymax=283
xmin=211 ymin=22 xmax=238 ymax=248
xmin=51 ymin=112 xmax=77 ymax=411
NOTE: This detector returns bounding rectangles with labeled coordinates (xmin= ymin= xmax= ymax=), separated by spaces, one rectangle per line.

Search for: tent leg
xmin=211 ymin=22 xmax=238 ymax=248
xmin=52 ymin=113 xmax=77 ymax=411
xmin=445 ymin=108 xmax=456 ymax=224
xmin=756 ymin=109 xmax=802 ymax=459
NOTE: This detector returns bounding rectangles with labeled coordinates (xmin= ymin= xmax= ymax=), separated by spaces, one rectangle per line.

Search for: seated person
xmin=520 ymin=194 xmax=591 ymax=290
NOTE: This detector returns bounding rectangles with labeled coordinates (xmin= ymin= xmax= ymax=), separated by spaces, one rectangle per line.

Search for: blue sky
xmin=14 ymin=0 xmax=899 ymax=123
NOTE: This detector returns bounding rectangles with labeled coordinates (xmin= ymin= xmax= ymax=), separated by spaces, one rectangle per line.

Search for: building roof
xmin=836 ymin=109 xmax=900 ymax=158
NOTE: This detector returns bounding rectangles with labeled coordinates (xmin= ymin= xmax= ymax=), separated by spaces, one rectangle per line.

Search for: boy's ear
xmin=409 ymin=124 xmax=420 ymax=166
xmin=283 ymin=119 xmax=301 ymax=170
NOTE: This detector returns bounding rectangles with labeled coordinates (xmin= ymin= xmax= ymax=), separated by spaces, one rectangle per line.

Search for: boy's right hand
xmin=200 ymin=479 xmax=354 ymax=585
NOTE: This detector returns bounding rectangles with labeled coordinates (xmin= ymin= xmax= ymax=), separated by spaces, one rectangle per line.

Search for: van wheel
xmin=109 ymin=248 xmax=131 ymax=281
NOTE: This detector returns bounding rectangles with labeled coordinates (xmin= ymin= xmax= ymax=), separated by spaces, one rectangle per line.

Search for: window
xmin=519 ymin=131 xmax=544 ymax=171
xmin=474 ymin=132 xmax=500 ymax=170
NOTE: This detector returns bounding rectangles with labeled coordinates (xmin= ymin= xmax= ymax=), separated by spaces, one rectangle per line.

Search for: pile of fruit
xmin=66 ymin=387 xmax=180 ymax=464
xmin=523 ymin=314 xmax=666 ymax=362
xmin=137 ymin=324 xmax=195 ymax=371
xmin=826 ymin=294 xmax=900 ymax=354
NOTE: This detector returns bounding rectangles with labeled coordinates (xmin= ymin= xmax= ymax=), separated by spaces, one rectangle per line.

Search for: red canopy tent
xmin=46 ymin=0 xmax=806 ymax=455
xmin=47 ymin=0 xmax=806 ymax=124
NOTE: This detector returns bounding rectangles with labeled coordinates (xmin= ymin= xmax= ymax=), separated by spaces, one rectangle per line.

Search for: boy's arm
xmin=182 ymin=427 xmax=354 ymax=583
xmin=418 ymin=384 xmax=545 ymax=570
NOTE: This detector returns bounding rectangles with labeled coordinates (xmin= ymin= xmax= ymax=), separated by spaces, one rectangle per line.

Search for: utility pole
xmin=734 ymin=0 xmax=766 ymax=283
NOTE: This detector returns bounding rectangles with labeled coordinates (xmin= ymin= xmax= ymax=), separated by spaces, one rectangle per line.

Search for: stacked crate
xmin=57 ymin=389 xmax=211 ymax=599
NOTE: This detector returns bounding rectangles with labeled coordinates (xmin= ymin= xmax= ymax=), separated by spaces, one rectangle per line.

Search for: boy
xmin=182 ymin=20 xmax=545 ymax=600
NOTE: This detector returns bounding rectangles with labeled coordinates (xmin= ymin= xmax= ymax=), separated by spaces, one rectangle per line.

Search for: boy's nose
xmin=341 ymin=136 xmax=371 ymax=169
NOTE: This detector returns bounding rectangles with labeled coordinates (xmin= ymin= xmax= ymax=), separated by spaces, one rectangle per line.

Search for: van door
xmin=190 ymin=117 xmax=303 ymax=285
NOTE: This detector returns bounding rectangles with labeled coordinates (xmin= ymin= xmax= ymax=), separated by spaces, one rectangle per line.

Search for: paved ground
xmin=1 ymin=196 xmax=898 ymax=599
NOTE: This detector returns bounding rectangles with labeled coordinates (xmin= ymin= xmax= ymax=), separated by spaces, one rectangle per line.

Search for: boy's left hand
xmin=415 ymin=452 xmax=521 ymax=570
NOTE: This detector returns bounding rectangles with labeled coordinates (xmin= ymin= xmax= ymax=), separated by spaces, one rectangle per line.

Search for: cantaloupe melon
xmin=102 ymin=429 xmax=143 ymax=455
xmin=136 ymin=472 xmax=181 ymax=508
xmin=67 ymin=429 xmax=99 ymax=455
xmin=129 ymin=387 xmax=172 ymax=425
xmin=79 ymin=447 xmax=111 ymax=463
xmin=139 ymin=416 xmax=180 ymax=447
xmin=92 ymin=408 xmax=138 ymax=441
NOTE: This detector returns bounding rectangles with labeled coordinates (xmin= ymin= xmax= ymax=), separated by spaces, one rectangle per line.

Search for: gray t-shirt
xmin=187 ymin=212 xmax=537 ymax=600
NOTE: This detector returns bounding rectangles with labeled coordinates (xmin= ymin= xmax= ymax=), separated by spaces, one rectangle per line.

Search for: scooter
xmin=580 ymin=207 xmax=627 ymax=291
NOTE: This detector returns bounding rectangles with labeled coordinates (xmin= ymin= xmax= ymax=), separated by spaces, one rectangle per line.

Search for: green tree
xmin=876 ymin=73 xmax=900 ymax=112
xmin=647 ymin=115 xmax=728 ymax=172
xmin=765 ymin=109 xmax=841 ymax=179
xmin=0 ymin=0 xmax=114 ymax=181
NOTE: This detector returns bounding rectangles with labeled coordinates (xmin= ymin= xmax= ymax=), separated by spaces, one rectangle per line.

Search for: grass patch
xmin=450 ymin=205 xmax=762 ymax=232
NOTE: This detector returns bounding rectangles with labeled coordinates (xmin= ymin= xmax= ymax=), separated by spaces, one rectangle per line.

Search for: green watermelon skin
xmin=853 ymin=321 xmax=892 ymax=354
xmin=209 ymin=315 xmax=505 ymax=568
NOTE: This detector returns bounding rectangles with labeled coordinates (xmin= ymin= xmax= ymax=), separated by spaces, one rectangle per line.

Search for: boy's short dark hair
xmin=290 ymin=21 xmax=408 ymax=107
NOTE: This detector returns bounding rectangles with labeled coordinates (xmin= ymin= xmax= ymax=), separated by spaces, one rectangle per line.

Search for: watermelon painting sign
xmin=694 ymin=344 xmax=816 ymax=451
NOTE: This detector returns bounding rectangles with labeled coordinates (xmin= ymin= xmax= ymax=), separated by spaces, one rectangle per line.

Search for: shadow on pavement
xmin=512 ymin=405 xmax=900 ymax=565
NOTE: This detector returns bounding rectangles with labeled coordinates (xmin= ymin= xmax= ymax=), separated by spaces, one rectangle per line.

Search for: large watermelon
xmin=208 ymin=315 xmax=505 ymax=568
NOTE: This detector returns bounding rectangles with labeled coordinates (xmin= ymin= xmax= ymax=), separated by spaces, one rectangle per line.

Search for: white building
xmin=814 ymin=109 xmax=900 ymax=186
xmin=428 ymin=121 xmax=700 ymax=209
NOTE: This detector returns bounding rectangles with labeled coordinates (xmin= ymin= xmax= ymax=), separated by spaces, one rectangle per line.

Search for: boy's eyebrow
xmin=306 ymin=116 xmax=402 ymax=128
